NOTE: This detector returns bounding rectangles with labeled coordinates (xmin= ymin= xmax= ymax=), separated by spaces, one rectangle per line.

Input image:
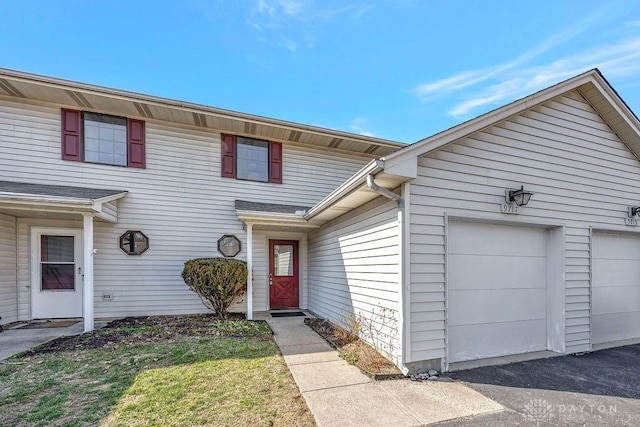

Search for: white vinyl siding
xmin=1 ymin=99 xmax=369 ymax=319
xmin=0 ymin=213 xmax=17 ymax=325
xmin=409 ymin=89 xmax=640 ymax=362
xmin=308 ymin=197 xmax=401 ymax=364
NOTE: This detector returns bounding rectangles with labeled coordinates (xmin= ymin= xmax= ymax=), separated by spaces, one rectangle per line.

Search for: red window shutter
xmin=269 ymin=141 xmax=282 ymax=184
xmin=128 ymin=119 xmax=146 ymax=168
xmin=61 ymin=109 xmax=82 ymax=161
xmin=221 ymin=134 xmax=236 ymax=178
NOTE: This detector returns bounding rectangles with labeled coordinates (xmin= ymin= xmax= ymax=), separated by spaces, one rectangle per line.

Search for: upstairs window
xmin=84 ymin=113 xmax=127 ymax=166
xmin=61 ymin=109 xmax=146 ymax=168
xmin=237 ymin=137 xmax=269 ymax=182
xmin=221 ymin=134 xmax=282 ymax=184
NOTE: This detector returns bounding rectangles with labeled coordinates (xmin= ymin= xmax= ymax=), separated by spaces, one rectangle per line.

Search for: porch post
xmin=82 ymin=213 xmax=94 ymax=332
xmin=246 ymin=223 xmax=253 ymax=320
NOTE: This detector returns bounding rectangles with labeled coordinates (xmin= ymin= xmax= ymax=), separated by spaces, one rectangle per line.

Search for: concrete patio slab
xmin=378 ymin=380 xmax=503 ymax=425
xmin=304 ymin=382 xmax=421 ymax=427
xmin=0 ymin=320 xmax=109 ymax=361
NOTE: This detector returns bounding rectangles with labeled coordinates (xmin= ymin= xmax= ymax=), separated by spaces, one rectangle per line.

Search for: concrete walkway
xmin=0 ymin=321 xmax=107 ymax=361
xmin=265 ymin=315 xmax=503 ymax=427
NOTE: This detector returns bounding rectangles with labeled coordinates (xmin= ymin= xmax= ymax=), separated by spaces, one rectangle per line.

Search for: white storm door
xmin=31 ymin=228 xmax=83 ymax=319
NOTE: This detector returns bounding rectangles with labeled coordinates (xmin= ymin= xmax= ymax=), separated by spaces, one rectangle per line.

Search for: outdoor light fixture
xmin=628 ymin=207 xmax=640 ymax=217
xmin=505 ymin=186 xmax=534 ymax=206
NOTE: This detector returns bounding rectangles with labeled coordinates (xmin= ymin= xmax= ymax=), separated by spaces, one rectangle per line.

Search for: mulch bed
xmin=304 ymin=318 xmax=403 ymax=379
xmin=18 ymin=313 xmax=253 ymax=357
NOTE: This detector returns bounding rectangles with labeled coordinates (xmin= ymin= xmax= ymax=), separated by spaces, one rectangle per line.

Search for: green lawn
xmin=0 ymin=317 xmax=315 ymax=427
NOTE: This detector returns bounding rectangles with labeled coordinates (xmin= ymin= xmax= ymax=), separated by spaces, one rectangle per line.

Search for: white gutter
xmin=0 ymin=68 xmax=405 ymax=150
xmin=304 ymin=159 xmax=384 ymax=220
xmin=0 ymin=193 xmax=94 ymax=205
xmin=235 ymin=210 xmax=318 ymax=228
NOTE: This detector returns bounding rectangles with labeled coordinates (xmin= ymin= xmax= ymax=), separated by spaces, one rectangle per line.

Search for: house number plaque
xmin=501 ymin=203 xmax=519 ymax=215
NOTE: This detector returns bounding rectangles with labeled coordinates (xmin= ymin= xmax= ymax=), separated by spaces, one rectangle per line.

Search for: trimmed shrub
xmin=182 ymin=257 xmax=248 ymax=319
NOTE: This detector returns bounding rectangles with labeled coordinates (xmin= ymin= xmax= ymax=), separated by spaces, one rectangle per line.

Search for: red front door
xmin=269 ymin=240 xmax=299 ymax=309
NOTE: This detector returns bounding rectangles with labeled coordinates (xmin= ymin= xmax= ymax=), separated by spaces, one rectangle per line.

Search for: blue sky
xmin=1 ymin=1 xmax=640 ymax=143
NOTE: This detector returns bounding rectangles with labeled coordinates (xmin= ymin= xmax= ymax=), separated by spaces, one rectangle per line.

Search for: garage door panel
xmin=592 ymin=285 xmax=640 ymax=315
xmin=448 ymin=288 xmax=546 ymax=326
xmin=447 ymin=221 xmax=548 ymax=363
xmin=592 ymin=259 xmax=640 ymax=285
xmin=592 ymin=233 xmax=640 ymax=259
xmin=448 ymin=222 xmax=546 ymax=257
xmin=592 ymin=232 xmax=640 ymax=345
xmin=592 ymin=312 xmax=640 ymax=344
xmin=449 ymin=319 xmax=547 ymax=362
xmin=449 ymin=254 xmax=546 ymax=290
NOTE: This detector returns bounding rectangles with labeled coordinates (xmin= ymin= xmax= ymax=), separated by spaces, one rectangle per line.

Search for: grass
xmin=0 ymin=317 xmax=314 ymax=427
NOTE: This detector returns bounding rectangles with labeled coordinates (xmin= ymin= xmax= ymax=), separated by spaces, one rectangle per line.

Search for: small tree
xmin=182 ymin=257 xmax=248 ymax=319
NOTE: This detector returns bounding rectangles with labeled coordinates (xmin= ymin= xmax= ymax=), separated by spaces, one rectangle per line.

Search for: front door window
xmin=274 ymin=244 xmax=294 ymax=276
xmin=40 ymin=235 xmax=76 ymax=290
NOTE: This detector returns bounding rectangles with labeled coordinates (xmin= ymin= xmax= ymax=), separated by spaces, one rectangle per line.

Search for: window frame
xmin=235 ymin=136 xmax=270 ymax=183
xmin=82 ymin=112 xmax=129 ymax=167
xmin=220 ymin=133 xmax=282 ymax=184
xmin=61 ymin=108 xmax=146 ymax=168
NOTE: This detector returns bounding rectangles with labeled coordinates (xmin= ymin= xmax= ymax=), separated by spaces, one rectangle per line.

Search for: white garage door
xmin=592 ymin=232 xmax=640 ymax=345
xmin=448 ymin=221 xmax=548 ymax=363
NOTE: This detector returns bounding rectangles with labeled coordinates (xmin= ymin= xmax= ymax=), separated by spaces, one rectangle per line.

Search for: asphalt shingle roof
xmin=0 ymin=180 xmax=127 ymax=200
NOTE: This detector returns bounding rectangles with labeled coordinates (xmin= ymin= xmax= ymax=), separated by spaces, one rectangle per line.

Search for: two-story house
xmin=1 ymin=68 xmax=639 ymax=373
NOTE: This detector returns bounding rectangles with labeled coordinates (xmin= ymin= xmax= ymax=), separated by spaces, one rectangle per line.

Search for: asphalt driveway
xmin=436 ymin=344 xmax=640 ymax=426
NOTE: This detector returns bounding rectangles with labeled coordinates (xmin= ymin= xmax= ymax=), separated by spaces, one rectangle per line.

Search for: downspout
xmin=366 ymin=175 xmax=401 ymax=205
xmin=366 ymin=174 xmax=410 ymax=375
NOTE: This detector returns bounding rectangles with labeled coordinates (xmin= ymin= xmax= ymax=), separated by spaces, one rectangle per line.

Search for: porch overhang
xmin=0 ymin=181 xmax=127 ymax=223
xmin=235 ymin=200 xmax=318 ymax=231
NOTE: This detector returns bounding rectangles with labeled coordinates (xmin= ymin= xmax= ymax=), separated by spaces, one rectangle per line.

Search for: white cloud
xmin=413 ymin=17 xmax=593 ymax=104
xmin=412 ymin=6 xmax=640 ymax=119
xmin=349 ymin=117 xmax=376 ymax=137
xmin=443 ymin=37 xmax=640 ymax=118
xmin=247 ymin=1 xmax=373 ymax=52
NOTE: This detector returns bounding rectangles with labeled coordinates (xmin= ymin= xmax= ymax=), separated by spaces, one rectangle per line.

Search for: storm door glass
xmin=40 ymin=235 xmax=76 ymax=290
xmin=274 ymin=244 xmax=294 ymax=276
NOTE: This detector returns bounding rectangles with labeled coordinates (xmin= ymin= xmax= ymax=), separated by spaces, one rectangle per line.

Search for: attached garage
xmin=591 ymin=231 xmax=640 ymax=347
xmin=447 ymin=221 xmax=562 ymax=364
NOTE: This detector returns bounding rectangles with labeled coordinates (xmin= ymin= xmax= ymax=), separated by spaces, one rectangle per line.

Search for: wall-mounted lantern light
xmin=628 ymin=207 xmax=640 ymax=217
xmin=505 ymin=186 xmax=534 ymax=206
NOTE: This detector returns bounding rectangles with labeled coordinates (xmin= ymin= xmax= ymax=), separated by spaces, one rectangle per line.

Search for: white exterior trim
xmin=82 ymin=214 xmax=94 ymax=332
xmin=246 ymin=223 xmax=253 ymax=320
